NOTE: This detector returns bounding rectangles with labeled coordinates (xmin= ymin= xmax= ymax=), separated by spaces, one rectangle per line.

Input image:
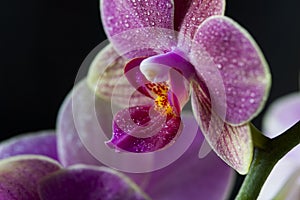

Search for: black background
xmin=0 ymin=0 xmax=299 ymax=198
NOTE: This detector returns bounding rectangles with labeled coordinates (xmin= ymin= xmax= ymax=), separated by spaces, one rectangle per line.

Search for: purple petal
xmin=191 ymin=81 xmax=253 ymax=174
xmin=101 ymin=0 xmax=176 ymax=58
xmin=178 ymin=0 xmax=225 ymax=51
xmin=87 ymin=44 xmax=151 ymax=108
xmin=0 ymin=155 xmax=61 ymax=200
xmin=0 ymin=130 xmax=58 ymax=161
xmin=107 ymin=105 xmax=182 ymax=152
xmin=128 ymin=114 xmax=235 ymax=200
xmin=57 ymin=82 xmax=102 ymax=166
xmin=190 ymin=16 xmax=271 ymax=124
xmin=39 ymin=165 xmax=149 ymax=200
xmin=263 ymin=92 xmax=300 ymax=138
xmin=71 ymin=80 xmax=200 ymax=173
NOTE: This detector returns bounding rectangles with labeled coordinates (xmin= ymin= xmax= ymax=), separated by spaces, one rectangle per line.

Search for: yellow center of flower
xmin=145 ymin=82 xmax=176 ymax=116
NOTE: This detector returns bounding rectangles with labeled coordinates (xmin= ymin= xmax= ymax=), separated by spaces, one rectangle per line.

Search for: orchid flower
xmin=87 ymin=0 xmax=271 ymax=174
xmin=0 ymin=104 xmax=234 ymax=200
xmin=258 ymin=92 xmax=300 ymax=200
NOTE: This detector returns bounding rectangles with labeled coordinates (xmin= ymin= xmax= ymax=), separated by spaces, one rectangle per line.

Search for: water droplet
xmin=249 ymin=99 xmax=255 ymax=104
xmin=217 ymin=64 xmax=223 ymax=69
xmin=166 ymin=2 xmax=172 ymax=8
xmin=125 ymin=23 xmax=130 ymax=28
xmin=151 ymin=21 xmax=155 ymax=26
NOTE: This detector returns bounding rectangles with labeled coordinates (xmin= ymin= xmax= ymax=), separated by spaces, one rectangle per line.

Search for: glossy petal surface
xmin=57 ymin=83 xmax=102 ymax=166
xmin=0 ymin=131 xmax=57 ymax=161
xmin=178 ymin=0 xmax=225 ymax=51
xmin=39 ymin=165 xmax=149 ymax=200
xmin=87 ymin=44 xmax=151 ymax=108
xmin=0 ymin=155 xmax=61 ymax=200
xmin=108 ymin=105 xmax=182 ymax=152
xmin=190 ymin=16 xmax=270 ymax=125
xmin=101 ymin=0 xmax=176 ymax=58
xmin=128 ymin=114 xmax=235 ymax=199
xmin=191 ymin=81 xmax=252 ymax=174
xmin=259 ymin=93 xmax=300 ymax=200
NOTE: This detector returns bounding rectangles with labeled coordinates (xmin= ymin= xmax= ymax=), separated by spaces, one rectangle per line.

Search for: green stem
xmin=235 ymin=121 xmax=300 ymax=200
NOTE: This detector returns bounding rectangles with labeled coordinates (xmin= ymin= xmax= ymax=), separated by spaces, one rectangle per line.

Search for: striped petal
xmin=178 ymin=0 xmax=225 ymax=52
xmin=0 ymin=155 xmax=62 ymax=200
xmin=0 ymin=131 xmax=58 ymax=161
xmin=129 ymin=114 xmax=235 ymax=200
xmin=191 ymin=81 xmax=253 ymax=174
xmin=101 ymin=0 xmax=176 ymax=58
xmin=190 ymin=16 xmax=271 ymax=125
xmin=39 ymin=165 xmax=149 ymax=200
xmin=87 ymin=44 xmax=151 ymax=108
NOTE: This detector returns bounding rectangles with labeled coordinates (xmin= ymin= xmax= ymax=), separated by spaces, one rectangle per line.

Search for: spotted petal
xmin=190 ymin=16 xmax=271 ymax=125
xmin=87 ymin=44 xmax=151 ymax=108
xmin=191 ymin=81 xmax=253 ymax=174
xmin=101 ymin=0 xmax=176 ymax=58
xmin=0 ymin=155 xmax=62 ymax=200
xmin=178 ymin=0 xmax=225 ymax=51
xmin=39 ymin=165 xmax=149 ymax=200
xmin=0 ymin=131 xmax=58 ymax=161
xmin=129 ymin=114 xmax=235 ymax=199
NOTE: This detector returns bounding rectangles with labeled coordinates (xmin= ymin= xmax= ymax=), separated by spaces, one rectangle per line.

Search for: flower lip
xmin=140 ymin=49 xmax=196 ymax=82
xmin=107 ymin=105 xmax=182 ymax=153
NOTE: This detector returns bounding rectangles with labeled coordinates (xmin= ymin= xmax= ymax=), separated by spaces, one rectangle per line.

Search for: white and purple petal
xmin=178 ymin=0 xmax=225 ymax=51
xmin=87 ymin=44 xmax=151 ymax=108
xmin=128 ymin=114 xmax=235 ymax=199
xmin=0 ymin=155 xmax=62 ymax=200
xmin=39 ymin=165 xmax=150 ymax=200
xmin=191 ymin=81 xmax=253 ymax=174
xmin=190 ymin=16 xmax=271 ymax=125
xmin=0 ymin=131 xmax=58 ymax=161
xmin=57 ymin=84 xmax=102 ymax=167
xmin=101 ymin=0 xmax=176 ymax=58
